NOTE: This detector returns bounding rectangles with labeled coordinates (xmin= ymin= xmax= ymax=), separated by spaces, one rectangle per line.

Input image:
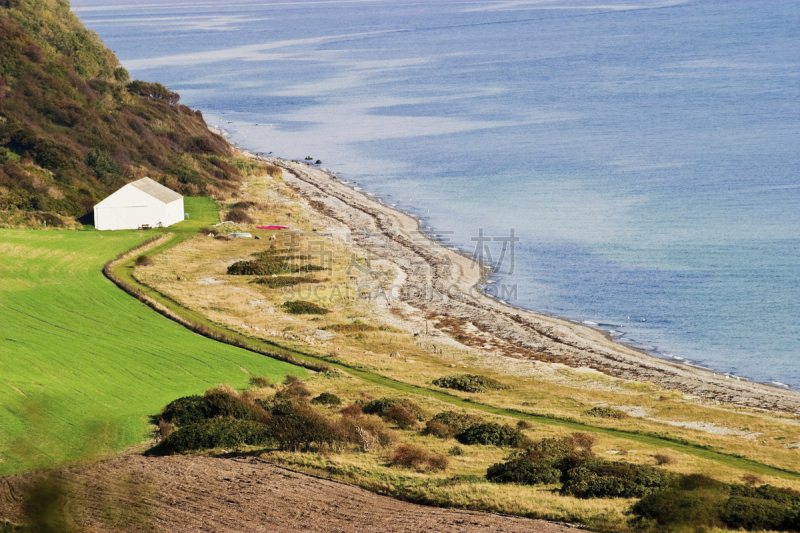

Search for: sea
xmin=71 ymin=0 xmax=800 ymax=388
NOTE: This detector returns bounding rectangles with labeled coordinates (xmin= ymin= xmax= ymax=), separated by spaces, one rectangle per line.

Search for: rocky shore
xmin=260 ymin=156 xmax=800 ymax=415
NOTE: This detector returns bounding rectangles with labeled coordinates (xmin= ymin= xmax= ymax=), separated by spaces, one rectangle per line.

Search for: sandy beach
xmin=250 ymin=155 xmax=800 ymax=416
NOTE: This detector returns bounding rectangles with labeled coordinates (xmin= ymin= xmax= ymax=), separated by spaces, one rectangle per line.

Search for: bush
xmin=721 ymin=496 xmax=797 ymax=531
xmin=311 ymin=392 xmax=342 ymax=406
xmin=275 ymin=376 xmax=312 ymax=399
xmin=485 ymin=436 xmax=588 ymax=486
xmin=741 ymin=473 xmax=764 ymax=486
xmin=135 ymin=255 xmax=153 ymax=266
xmin=653 ymin=453 xmax=674 ymax=466
xmin=561 ymin=460 xmax=672 ymax=498
xmin=516 ymin=420 xmax=531 ymax=430
xmin=282 ymin=301 xmax=329 ymax=315
xmin=363 ymin=398 xmax=425 ymax=420
xmin=586 ymin=406 xmax=629 ymax=419
xmin=632 ymin=486 xmax=728 ymax=530
xmin=424 ymin=411 xmax=484 ymax=439
xmin=228 ymin=259 xmax=287 ymax=276
xmin=249 ymin=376 xmax=271 ymax=388
xmin=384 ymin=405 xmax=418 ymax=429
xmin=632 ymin=478 xmax=800 ymax=532
xmin=487 ymin=454 xmax=563 ymax=485
xmin=427 ymin=454 xmax=449 ymax=472
xmin=226 ymin=206 xmax=253 ymax=224
xmin=448 ymin=446 xmax=465 ymax=457
xmin=266 ymin=399 xmax=338 ymax=452
xmin=160 ymin=391 xmax=266 ymax=426
xmin=432 ymin=374 xmax=507 ymax=393
xmin=390 ymin=444 xmax=448 ymax=471
xmin=455 ymin=423 xmax=525 ymax=447
xmin=156 ymin=419 xmax=271 ymax=454
xmin=333 ymin=414 xmax=395 ymax=451
xmin=340 ymin=404 xmax=363 ymax=418
xmin=391 ymin=443 xmax=430 ymax=469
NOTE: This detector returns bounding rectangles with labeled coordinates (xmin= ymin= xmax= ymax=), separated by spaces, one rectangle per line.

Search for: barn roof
xmin=128 ymin=177 xmax=183 ymax=204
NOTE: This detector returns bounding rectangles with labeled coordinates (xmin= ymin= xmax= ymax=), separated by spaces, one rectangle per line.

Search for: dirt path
xmin=1 ymin=455 xmax=577 ymax=533
xmin=263 ymin=157 xmax=800 ymax=415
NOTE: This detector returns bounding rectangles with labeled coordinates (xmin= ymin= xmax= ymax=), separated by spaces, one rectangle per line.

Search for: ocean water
xmin=72 ymin=1 xmax=800 ymax=387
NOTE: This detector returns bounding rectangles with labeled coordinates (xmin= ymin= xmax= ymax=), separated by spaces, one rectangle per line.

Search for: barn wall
xmin=165 ymin=198 xmax=185 ymax=227
xmin=94 ymin=186 xmax=173 ymax=230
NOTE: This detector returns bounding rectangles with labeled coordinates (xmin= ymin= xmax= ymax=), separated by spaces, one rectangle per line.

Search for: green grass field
xmin=0 ymin=198 xmax=304 ymax=475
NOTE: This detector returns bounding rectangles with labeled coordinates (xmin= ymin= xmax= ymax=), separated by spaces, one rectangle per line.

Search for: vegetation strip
xmin=108 ymin=232 xmax=800 ymax=482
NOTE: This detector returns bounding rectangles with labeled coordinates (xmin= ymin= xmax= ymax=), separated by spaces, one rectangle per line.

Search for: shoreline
xmin=224 ymin=143 xmax=800 ymax=415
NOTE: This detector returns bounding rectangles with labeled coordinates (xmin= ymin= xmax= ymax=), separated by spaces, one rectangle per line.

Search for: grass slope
xmin=0 ymin=198 xmax=303 ymax=475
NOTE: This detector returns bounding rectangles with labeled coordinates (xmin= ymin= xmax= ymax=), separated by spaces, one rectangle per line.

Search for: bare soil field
xmin=0 ymin=455 xmax=577 ymax=533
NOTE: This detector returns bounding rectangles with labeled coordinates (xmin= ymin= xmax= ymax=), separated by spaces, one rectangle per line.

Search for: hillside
xmin=0 ymin=0 xmax=239 ymax=227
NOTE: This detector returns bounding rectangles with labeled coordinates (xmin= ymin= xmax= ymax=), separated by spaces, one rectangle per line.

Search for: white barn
xmin=94 ymin=177 xmax=184 ymax=231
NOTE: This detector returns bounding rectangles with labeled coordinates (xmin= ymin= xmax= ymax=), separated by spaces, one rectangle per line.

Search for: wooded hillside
xmin=0 ymin=0 xmax=241 ymax=227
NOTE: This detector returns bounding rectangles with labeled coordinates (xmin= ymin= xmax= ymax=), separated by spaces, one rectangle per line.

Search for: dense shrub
xmin=282 ymin=301 xmax=329 ymax=315
xmin=633 ymin=478 xmax=800 ymax=532
xmin=384 ymin=405 xmax=418 ymax=429
xmin=249 ymin=376 xmax=271 ymax=388
xmin=424 ymin=411 xmax=484 ymax=439
xmin=311 ymin=392 xmax=342 ymax=406
xmin=340 ymin=404 xmax=363 ymax=418
xmin=486 ymin=454 xmax=563 ymax=485
xmin=275 ymin=375 xmax=312 ymax=399
xmin=228 ymin=259 xmax=288 ymax=276
xmin=485 ymin=435 xmax=591 ymax=486
xmin=427 ymin=454 xmax=449 ymax=471
xmin=363 ymin=398 xmax=425 ymax=420
xmin=156 ymin=419 xmax=271 ymax=454
xmin=448 ymin=445 xmax=464 ymax=456
xmin=432 ymin=374 xmax=507 ymax=393
xmin=561 ymin=460 xmax=672 ymax=498
xmin=586 ymin=406 xmax=629 ymax=419
xmin=391 ymin=444 xmax=448 ymax=472
xmin=160 ymin=391 xmax=265 ymax=425
xmin=332 ymin=414 xmax=396 ymax=451
xmin=135 ymin=255 xmax=153 ymax=266
xmin=226 ymin=206 xmax=253 ymax=224
xmin=266 ymin=399 xmax=337 ymax=452
xmin=741 ymin=473 xmax=764 ymax=486
xmin=721 ymin=496 xmax=798 ymax=531
xmin=455 ymin=423 xmax=524 ymax=447
xmin=632 ymin=486 xmax=729 ymax=530
xmin=653 ymin=453 xmax=674 ymax=466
